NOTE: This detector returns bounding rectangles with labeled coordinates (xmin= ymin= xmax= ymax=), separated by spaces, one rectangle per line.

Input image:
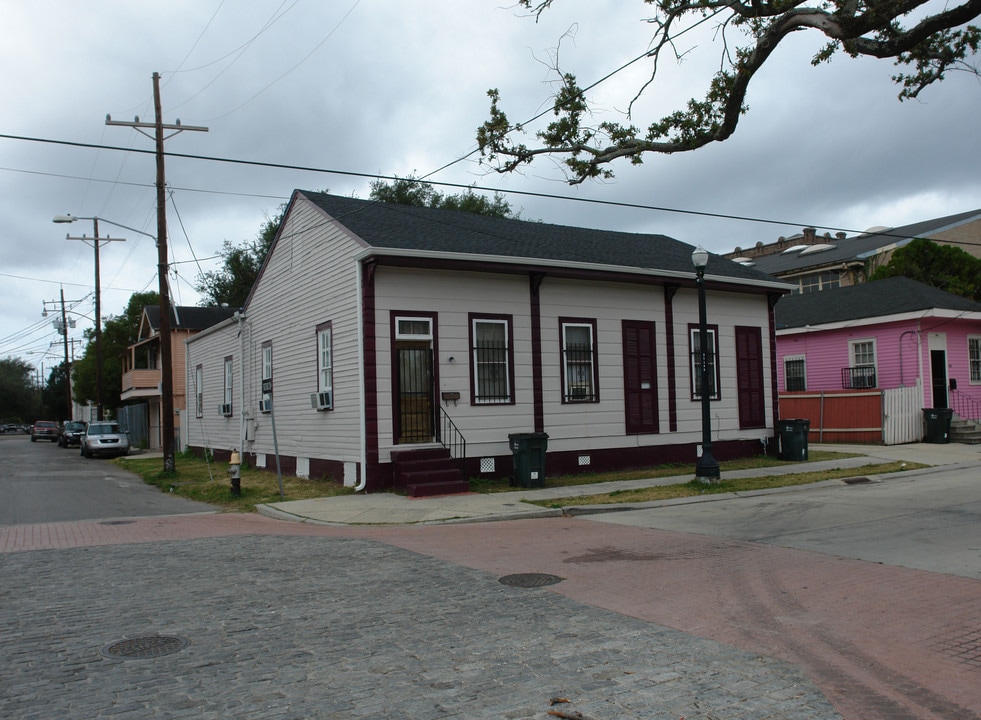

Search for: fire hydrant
xmin=228 ymin=450 xmax=242 ymax=497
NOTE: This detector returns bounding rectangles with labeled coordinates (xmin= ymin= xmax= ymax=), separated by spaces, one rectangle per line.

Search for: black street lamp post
xmin=692 ymin=246 xmax=721 ymax=482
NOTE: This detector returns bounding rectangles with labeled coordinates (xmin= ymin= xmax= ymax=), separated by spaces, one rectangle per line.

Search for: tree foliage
xmin=477 ymin=0 xmax=981 ymax=183
xmin=0 ymin=356 xmax=35 ymax=422
xmin=869 ymin=238 xmax=981 ymax=300
xmin=369 ymin=176 xmax=519 ymax=218
xmin=196 ymin=207 xmax=285 ymax=309
xmin=71 ymin=292 xmax=159 ymax=413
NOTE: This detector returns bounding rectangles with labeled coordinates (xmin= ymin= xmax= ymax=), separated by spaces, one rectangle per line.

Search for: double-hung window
xmin=689 ymin=325 xmax=719 ymax=400
xmin=784 ymin=356 xmax=806 ymax=392
xmin=561 ymin=319 xmax=598 ymax=403
xmin=969 ymin=336 xmax=981 ymax=384
xmin=222 ymin=357 xmax=234 ymax=416
xmin=314 ymin=322 xmax=333 ymax=410
xmin=195 ymin=365 xmax=203 ymax=418
xmin=260 ymin=343 xmax=273 ymax=413
xmin=471 ymin=315 xmax=512 ymax=404
xmin=847 ymin=338 xmax=877 ymax=388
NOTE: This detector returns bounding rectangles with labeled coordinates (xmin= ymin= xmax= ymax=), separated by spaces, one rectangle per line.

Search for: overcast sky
xmin=2 ymin=0 xmax=979 ymax=375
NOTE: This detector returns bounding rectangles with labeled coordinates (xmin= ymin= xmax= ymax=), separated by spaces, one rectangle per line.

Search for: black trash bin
xmin=777 ymin=418 xmax=810 ymax=461
xmin=508 ymin=432 xmax=549 ymax=488
xmin=922 ymin=408 xmax=953 ymax=444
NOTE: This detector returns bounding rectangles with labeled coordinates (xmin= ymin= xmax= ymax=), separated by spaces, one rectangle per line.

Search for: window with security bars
xmin=562 ymin=321 xmax=597 ymax=402
xmin=970 ymin=337 xmax=981 ymax=384
xmin=689 ymin=326 xmax=719 ymax=400
xmin=784 ymin=356 xmax=806 ymax=391
xmin=472 ymin=318 xmax=511 ymax=403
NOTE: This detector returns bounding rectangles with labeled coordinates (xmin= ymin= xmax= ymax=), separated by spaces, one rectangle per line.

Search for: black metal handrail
xmin=437 ymin=405 xmax=467 ymax=471
xmin=950 ymin=388 xmax=981 ymax=423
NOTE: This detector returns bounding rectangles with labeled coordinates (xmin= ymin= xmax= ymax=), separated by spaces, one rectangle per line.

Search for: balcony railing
xmin=121 ymin=368 xmax=161 ymax=395
xmin=841 ymin=366 xmax=876 ymax=389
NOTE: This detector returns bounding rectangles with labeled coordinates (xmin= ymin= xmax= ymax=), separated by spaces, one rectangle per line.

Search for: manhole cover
xmin=100 ymin=636 xmax=190 ymax=659
xmin=499 ymin=573 xmax=563 ymax=587
xmin=99 ymin=520 xmax=136 ymax=526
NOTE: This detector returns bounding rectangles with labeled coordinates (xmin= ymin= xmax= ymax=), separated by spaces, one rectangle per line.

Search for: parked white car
xmin=80 ymin=422 xmax=130 ymax=459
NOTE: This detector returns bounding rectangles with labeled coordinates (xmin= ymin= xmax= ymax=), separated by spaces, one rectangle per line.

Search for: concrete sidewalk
xmin=257 ymin=441 xmax=981 ymax=526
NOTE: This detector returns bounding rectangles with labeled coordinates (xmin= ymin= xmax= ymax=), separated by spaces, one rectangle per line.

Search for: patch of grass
xmin=116 ymin=453 xmax=355 ymax=512
xmin=527 ymin=460 xmax=927 ymax=508
xmin=468 ymin=451 xmax=862 ymax=494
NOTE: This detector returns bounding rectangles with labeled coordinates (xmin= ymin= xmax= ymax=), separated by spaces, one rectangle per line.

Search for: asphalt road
xmin=581 ymin=464 xmax=981 ymax=579
xmin=0 ymin=433 xmax=215 ymax=525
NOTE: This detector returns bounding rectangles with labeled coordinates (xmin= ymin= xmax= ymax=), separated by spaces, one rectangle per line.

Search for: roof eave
xmin=355 ymin=247 xmax=795 ymax=292
xmin=776 ymin=307 xmax=981 ymax=334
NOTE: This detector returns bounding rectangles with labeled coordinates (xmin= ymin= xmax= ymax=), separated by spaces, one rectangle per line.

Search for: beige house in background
xmin=724 ymin=208 xmax=981 ymax=294
xmin=120 ymin=305 xmax=235 ymax=449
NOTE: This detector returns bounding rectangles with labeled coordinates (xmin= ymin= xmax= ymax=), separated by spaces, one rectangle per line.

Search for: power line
xmin=0 ymin=131 xmax=937 ymax=241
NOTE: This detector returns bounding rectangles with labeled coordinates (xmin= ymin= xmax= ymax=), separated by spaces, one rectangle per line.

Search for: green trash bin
xmin=508 ymin=432 xmax=549 ymax=488
xmin=922 ymin=408 xmax=953 ymax=444
xmin=777 ymin=419 xmax=810 ymax=461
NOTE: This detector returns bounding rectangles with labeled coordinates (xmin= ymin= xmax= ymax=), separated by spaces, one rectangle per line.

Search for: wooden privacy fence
xmin=778 ymin=383 xmax=923 ymax=445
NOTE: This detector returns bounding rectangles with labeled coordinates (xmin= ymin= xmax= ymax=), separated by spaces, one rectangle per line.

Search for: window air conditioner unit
xmin=258 ymin=399 xmax=272 ymax=413
xmin=219 ymin=403 xmax=232 ymax=416
xmin=310 ymin=390 xmax=332 ymax=410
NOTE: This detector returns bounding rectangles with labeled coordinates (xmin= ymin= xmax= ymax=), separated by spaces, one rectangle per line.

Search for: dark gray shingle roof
xmin=145 ymin=305 xmax=237 ymax=331
xmin=775 ymin=277 xmax=981 ymax=329
xmin=299 ymin=191 xmax=785 ymax=286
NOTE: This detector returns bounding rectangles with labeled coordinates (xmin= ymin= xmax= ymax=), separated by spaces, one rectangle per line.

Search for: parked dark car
xmin=58 ymin=421 xmax=87 ymax=448
xmin=31 ymin=421 xmax=60 ymax=442
xmin=80 ymin=421 xmax=130 ymax=458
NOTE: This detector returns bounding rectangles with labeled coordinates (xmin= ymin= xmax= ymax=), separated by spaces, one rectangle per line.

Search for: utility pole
xmin=64 ymin=220 xmax=125 ymax=421
xmin=59 ymin=287 xmax=72 ymax=420
xmin=107 ymin=72 xmax=207 ymax=472
xmin=42 ymin=289 xmax=78 ymax=421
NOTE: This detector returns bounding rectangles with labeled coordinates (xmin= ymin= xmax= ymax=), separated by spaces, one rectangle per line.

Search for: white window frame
xmin=784 ymin=355 xmax=806 ymax=392
xmin=395 ymin=316 xmax=433 ymax=341
xmin=969 ymin=335 xmax=981 ymax=384
xmin=849 ymin=338 xmax=877 ymax=369
xmin=260 ymin=344 xmax=273 ymax=412
xmin=561 ymin=320 xmax=598 ymax=403
xmin=471 ymin=317 xmax=511 ymax=404
xmin=195 ymin=365 xmax=203 ymax=418
xmin=317 ymin=325 xmax=333 ymax=399
xmin=222 ymin=357 xmax=234 ymax=416
xmin=689 ymin=326 xmax=720 ymax=401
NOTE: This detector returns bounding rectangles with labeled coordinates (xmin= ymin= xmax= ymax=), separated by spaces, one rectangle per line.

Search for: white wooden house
xmin=185 ymin=191 xmax=792 ymax=494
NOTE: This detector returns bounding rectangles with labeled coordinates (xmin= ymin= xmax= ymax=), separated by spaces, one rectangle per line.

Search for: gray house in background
xmin=725 ymin=208 xmax=981 ymax=295
xmin=185 ymin=191 xmax=791 ymax=494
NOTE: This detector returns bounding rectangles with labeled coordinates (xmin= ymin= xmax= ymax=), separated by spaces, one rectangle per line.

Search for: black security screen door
xmin=397 ymin=345 xmax=434 ymax=443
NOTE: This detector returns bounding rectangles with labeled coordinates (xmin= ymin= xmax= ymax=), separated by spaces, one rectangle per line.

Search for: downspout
xmin=234 ymin=310 xmax=247 ymax=459
xmin=355 ymin=260 xmax=368 ymax=491
xmin=899 ymin=329 xmax=919 ymax=387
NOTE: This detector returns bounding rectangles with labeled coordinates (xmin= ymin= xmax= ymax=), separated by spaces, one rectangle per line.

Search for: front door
xmin=930 ymin=350 xmax=948 ymax=409
xmin=396 ymin=343 xmax=434 ymax=443
xmin=622 ymin=320 xmax=658 ymax=434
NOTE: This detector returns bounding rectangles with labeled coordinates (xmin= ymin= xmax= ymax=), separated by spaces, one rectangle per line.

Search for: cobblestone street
xmin=2 ymin=529 xmax=839 ymax=720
